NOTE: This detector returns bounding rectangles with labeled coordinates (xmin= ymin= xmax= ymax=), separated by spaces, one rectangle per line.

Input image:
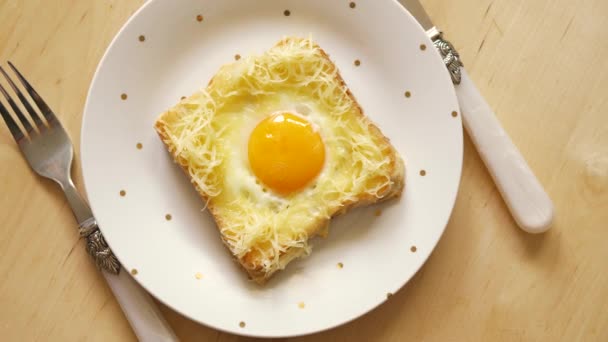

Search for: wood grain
xmin=1 ymin=0 xmax=606 ymax=341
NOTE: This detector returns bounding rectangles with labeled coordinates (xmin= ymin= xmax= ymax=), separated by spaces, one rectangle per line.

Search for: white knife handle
xmin=455 ymin=69 xmax=554 ymax=233
xmin=103 ymin=270 xmax=180 ymax=342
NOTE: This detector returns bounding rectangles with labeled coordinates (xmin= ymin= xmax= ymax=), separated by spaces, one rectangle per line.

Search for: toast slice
xmin=154 ymin=37 xmax=405 ymax=284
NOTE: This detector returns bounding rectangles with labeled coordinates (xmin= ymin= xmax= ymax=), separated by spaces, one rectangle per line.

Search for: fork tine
xmin=7 ymin=61 xmax=57 ymax=125
xmin=0 ymin=65 xmax=46 ymax=129
xmin=0 ymin=97 xmax=25 ymax=142
xmin=0 ymin=69 xmax=35 ymax=134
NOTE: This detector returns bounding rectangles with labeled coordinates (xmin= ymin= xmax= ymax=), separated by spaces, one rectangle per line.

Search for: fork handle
xmin=61 ymin=179 xmax=95 ymax=225
xmin=59 ymin=181 xmax=179 ymax=341
xmin=103 ymin=270 xmax=180 ymax=342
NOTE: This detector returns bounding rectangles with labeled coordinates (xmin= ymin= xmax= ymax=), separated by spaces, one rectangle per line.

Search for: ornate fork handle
xmin=79 ymin=217 xmax=121 ymax=274
xmin=60 ymin=181 xmax=121 ymax=274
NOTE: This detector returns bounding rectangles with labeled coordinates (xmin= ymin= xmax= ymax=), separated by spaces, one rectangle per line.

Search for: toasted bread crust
xmin=154 ymin=37 xmax=405 ymax=284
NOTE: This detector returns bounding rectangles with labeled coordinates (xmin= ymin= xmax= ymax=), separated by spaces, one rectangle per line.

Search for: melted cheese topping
xmin=158 ymin=37 xmax=396 ymax=275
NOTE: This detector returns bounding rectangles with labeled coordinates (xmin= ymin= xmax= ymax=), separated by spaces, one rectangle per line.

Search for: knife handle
xmin=455 ymin=69 xmax=554 ymax=233
xmin=103 ymin=270 xmax=180 ymax=342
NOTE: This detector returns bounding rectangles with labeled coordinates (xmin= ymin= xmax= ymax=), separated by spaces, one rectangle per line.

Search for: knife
xmin=397 ymin=0 xmax=554 ymax=233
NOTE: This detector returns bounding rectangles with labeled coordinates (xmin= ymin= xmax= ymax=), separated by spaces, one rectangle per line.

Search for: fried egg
xmin=219 ymin=95 xmax=332 ymax=209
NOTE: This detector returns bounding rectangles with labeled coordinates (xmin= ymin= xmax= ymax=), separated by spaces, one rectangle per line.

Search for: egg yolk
xmin=248 ymin=112 xmax=325 ymax=195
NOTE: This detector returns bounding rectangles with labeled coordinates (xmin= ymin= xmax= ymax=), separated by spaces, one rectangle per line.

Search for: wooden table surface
xmin=1 ymin=0 xmax=606 ymax=341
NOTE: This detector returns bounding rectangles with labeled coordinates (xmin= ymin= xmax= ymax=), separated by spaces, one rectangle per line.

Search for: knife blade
xmin=397 ymin=0 xmax=435 ymax=33
xmin=397 ymin=0 xmax=555 ymax=233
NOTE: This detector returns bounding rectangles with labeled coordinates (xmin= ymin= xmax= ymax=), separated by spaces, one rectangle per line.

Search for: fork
xmin=0 ymin=62 xmax=179 ymax=342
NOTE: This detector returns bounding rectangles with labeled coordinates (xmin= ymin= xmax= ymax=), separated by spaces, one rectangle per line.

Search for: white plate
xmin=81 ymin=0 xmax=462 ymax=337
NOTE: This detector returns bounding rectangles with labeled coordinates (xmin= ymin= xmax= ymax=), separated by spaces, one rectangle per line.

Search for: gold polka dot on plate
xmin=165 ymin=214 xmax=172 ymax=221
xmin=420 ymin=44 xmax=427 ymax=51
xmin=374 ymin=209 xmax=382 ymax=217
xmin=349 ymin=2 xmax=356 ymax=9
xmin=138 ymin=35 xmax=145 ymax=42
xmin=131 ymin=269 xmax=138 ymax=276
xmin=298 ymin=302 xmax=305 ymax=309
xmin=419 ymin=170 xmax=426 ymax=176
xmin=181 ymin=96 xmax=186 ymax=100
xmin=195 ymin=272 xmax=203 ymax=280
xmin=120 ymin=93 xmax=127 ymax=100
xmin=386 ymin=292 xmax=393 ymax=298
xmin=196 ymin=14 xmax=203 ymax=22
xmin=411 ymin=245 xmax=417 ymax=253
xmin=404 ymin=91 xmax=411 ymax=98
xmin=234 ymin=54 xmax=241 ymax=61
xmin=239 ymin=321 xmax=246 ymax=328
xmin=119 ymin=190 xmax=126 ymax=197
xmin=337 ymin=262 xmax=344 ymax=269
xmin=354 ymin=59 xmax=361 ymax=66
xmin=136 ymin=142 xmax=143 ymax=150
xmin=283 ymin=9 xmax=291 ymax=16
xmin=452 ymin=111 xmax=459 ymax=117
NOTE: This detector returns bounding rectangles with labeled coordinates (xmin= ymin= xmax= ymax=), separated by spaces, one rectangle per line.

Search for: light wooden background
xmin=1 ymin=0 xmax=606 ymax=341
